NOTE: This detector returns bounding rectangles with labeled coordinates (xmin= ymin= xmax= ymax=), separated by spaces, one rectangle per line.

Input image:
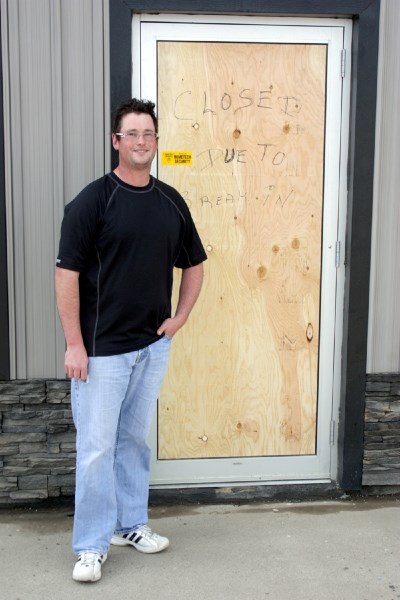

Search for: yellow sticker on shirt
xmin=161 ymin=151 xmax=192 ymax=166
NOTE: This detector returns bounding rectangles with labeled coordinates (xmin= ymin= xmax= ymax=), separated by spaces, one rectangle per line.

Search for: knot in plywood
xmin=236 ymin=419 xmax=259 ymax=441
xmin=257 ymin=265 xmax=267 ymax=280
xmin=291 ymin=238 xmax=300 ymax=250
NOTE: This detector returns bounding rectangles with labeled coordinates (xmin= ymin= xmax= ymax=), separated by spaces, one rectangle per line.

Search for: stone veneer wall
xmin=1 ymin=375 xmax=400 ymax=504
xmin=0 ymin=380 xmax=75 ymax=504
xmin=363 ymin=373 xmax=400 ymax=486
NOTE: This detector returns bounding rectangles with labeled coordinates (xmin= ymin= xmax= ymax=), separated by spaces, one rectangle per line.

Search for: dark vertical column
xmin=109 ymin=0 xmax=132 ymax=169
xmin=338 ymin=0 xmax=381 ymax=489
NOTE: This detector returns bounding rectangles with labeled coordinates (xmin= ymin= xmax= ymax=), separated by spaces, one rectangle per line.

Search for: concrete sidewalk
xmin=0 ymin=495 xmax=399 ymax=600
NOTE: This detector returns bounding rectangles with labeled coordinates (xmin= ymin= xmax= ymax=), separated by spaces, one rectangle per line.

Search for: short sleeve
xmin=56 ymin=179 xmax=106 ymax=271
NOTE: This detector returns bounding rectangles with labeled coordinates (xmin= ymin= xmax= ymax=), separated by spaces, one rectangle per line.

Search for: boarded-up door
xmin=139 ymin=18 xmax=351 ymax=485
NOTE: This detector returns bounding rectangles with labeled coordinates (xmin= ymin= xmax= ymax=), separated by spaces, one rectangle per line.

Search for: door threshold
xmin=149 ymin=480 xmax=342 ymax=504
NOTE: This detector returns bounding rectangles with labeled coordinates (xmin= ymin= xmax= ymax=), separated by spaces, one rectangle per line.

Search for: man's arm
xmin=157 ymin=262 xmax=204 ymax=337
xmin=55 ymin=267 xmax=88 ymax=381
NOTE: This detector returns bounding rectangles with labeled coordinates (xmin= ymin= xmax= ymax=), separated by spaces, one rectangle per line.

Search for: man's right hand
xmin=64 ymin=343 xmax=88 ymax=381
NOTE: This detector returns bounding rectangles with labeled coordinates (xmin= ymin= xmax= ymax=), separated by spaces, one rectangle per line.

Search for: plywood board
xmin=157 ymin=41 xmax=326 ymax=459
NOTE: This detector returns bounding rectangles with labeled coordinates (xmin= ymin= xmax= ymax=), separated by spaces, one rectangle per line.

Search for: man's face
xmin=113 ymin=112 xmax=158 ymax=171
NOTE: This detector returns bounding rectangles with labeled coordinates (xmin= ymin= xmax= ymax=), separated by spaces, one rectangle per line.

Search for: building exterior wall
xmin=0 ymin=0 xmax=399 ymax=503
xmin=0 ymin=0 xmax=109 ymax=379
xmin=3 ymin=1 xmax=389 ymax=380
xmin=362 ymin=0 xmax=400 ymax=486
xmin=367 ymin=0 xmax=400 ymax=374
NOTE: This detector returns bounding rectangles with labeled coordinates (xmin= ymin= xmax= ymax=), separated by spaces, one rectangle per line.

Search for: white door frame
xmin=133 ymin=14 xmax=351 ymax=488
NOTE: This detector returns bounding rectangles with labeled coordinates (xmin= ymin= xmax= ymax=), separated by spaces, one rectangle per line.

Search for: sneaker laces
xmin=79 ymin=551 xmax=101 ymax=566
xmin=136 ymin=525 xmax=156 ymax=539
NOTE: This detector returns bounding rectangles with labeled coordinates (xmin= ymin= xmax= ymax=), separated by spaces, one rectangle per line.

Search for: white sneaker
xmin=72 ymin=551 xmax=107 ymax=582
xmin=111 ymin=525 xmax=169 ymax=554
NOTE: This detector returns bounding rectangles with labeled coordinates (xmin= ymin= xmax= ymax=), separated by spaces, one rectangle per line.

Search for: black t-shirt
xmin=56 ymin=173 xmax=207 ymax=356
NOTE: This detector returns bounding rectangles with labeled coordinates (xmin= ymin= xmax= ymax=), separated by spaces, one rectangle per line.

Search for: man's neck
xmin=113 ymin=166 xmax=151 ymax=187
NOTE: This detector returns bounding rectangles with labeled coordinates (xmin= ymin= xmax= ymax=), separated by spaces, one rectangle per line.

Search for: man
xmin=55 ymin=98 xmax=207 ymax=582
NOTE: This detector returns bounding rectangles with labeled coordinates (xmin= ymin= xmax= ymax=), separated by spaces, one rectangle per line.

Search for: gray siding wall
xmin=363 ymin=0 xmax=400 ymax=488
xmin=0 ymin=0 xmax=398 ymax=378
xmin=367 ymin=0 xmax=400 ymax=373
xmin=1 ymin=0 xmax=110 ymax=379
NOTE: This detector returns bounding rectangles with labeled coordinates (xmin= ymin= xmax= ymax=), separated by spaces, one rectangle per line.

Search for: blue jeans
xmin=71 ymin=336 xmax=172 ymax=555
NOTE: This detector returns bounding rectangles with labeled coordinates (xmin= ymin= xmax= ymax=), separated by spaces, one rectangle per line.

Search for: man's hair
xmin=112 ymin=98 xmax=158 ymax=134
